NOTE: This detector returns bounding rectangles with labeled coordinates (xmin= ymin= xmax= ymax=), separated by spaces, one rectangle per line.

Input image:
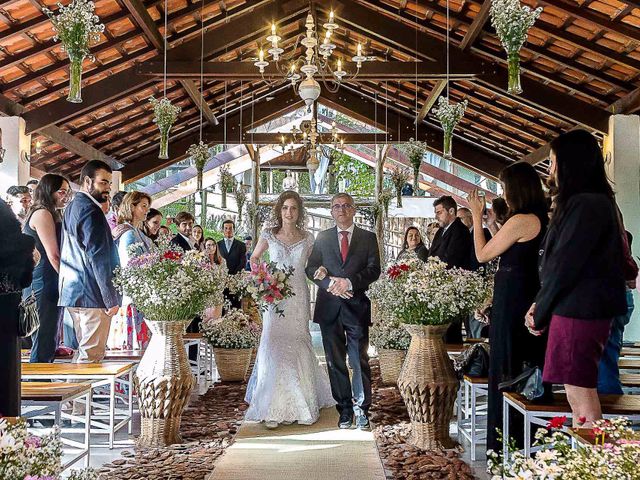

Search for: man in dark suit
xmin=428 ymin=195 xmax=472 ymax=343
xmin=170 ymin=211 xmax=195 ymax=251
xmin=59 ymin=160 xmax=121 ymax=364
xmin=306 ymin=193 xmax=381 ymax=430
xmin=218 ymin=219 xmax=246 ymax=308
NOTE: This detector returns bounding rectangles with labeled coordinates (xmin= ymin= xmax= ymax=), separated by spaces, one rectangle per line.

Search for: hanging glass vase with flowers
xmin=219 ymin=164 xmax=236 ymax=210
xmin=432 ymin=97 xmax=468 ymax=159
xmin=187 ymin=141 xmax=210 ymax=192
xmin=43 ymin=0 xmax=104 ymax=103
xmin=390 ymin=166 xmax=410 ymax=208
xmin=399 ymin=139 xmax=427 ymax=195
xmin=150 ymin=97 xmax=181 ymax=160
xmin=490 ymin=0 xmax=543 ymax=95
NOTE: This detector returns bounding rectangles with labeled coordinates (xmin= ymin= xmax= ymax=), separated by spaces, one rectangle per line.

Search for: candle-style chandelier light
xmin=254 ymin=5 xmax=367 ymax=107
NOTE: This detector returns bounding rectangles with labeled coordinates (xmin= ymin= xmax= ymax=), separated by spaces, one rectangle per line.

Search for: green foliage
xmin=332 ymin=153 xmax=375 ymax=196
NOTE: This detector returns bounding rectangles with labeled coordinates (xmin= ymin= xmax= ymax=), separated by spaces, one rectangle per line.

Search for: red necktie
xmin=340 ymin=231 xmax=349 ymax=263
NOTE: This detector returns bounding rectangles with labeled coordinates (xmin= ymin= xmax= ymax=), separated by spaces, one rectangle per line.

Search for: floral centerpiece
xmin=490 ymin=0 xmax=543 ymax=94
xmin=399 ymin=138 xmax=427 ymax=195
xmin=219 ymin=164 xmax=236 ymax=209
xmin=186 ymin=141 xmax=210 ymax=192
xmin=113 ymin=240 xmax=228 ymax=447
xmin=389 ymin=166 xmax=410 ymax=208
xmin=0 ymin=419 xmax=96 ymax=480
xmin=488 ymin=417 xmax=640 ymax=479
xmin=368 ymin=257 xmax=489 ymax=450
xmin=229 ymin=261 xmax=295 ymax=316
xmin=201 ymin=308 xmax=261 ymax=381
xmin=149 ymin=97 xmax=181 ymax=160
xmin=432 ymin=97 xmax=468 ymax=159
xmin=42 ymin=0 xmax=104 ymax=103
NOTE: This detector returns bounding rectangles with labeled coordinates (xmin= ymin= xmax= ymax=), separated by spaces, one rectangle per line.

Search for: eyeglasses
xmin=57 ymin=189 xmax=71 ymax=197
xmin=331 ymin=203 xmax=354 ymax=211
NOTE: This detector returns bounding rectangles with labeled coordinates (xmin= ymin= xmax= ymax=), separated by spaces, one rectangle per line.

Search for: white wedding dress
xmin=244 ymin=229 xmax=335 ymax=425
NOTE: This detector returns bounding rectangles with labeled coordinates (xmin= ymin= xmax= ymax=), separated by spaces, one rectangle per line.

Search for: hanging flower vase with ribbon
xmin=43 ymin=0 xmax=104 ymax=104
xmin=150 ymin=97 xmax=181 ymax=160
xmin=433 ymin=97 xmax=467 ymax=160
xmin=187 ymin=141 xmax=210 ymax=192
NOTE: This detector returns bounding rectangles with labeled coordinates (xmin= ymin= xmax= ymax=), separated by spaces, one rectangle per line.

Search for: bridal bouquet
xmin=229 ymin=261 xmax=295 ymax=315
xmin=0 ymin=419 xmax=96 ymax=480
xmin=113 ymin=239 xmax=228 ymax=322
xmin=488 ymin=417 xmax=640 ymax=479
xmin=367 ymin=257 xmax=489 ymax=325
xmin=201 ymin=308 xmax=260 ymax=349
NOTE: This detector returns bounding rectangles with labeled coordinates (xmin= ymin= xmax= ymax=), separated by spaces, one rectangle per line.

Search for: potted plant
xmin=201 ymin=308 xmax=260 ymax=382
xmin=113 ymin=240 xmax=227 ymax=446
xmin=150 ymin=97 xmax=181 ymax=160
xmin=368 ymin=257 xmax=488 ymax=450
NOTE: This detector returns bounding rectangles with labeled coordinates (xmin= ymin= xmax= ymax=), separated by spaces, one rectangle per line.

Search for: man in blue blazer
xmin=59 ymin=160 xmax=121 ymax=363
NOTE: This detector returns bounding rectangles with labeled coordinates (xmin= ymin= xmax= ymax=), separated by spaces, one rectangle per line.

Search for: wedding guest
xmin=469 ymin=162 xmax=549 ymax=452
xmin=598 ymin=231 xmax=637 ymax=394
xmin=244 ymin=235 xmax=253 ymax=271
xmin=457 ymin=206 xmax=492 ymax=272
xmin=26 ymin=179 xmax=39 ymax=196
xmin=218 ymin=219 xmax=246 ymax=309
xmin=396 ymin=226 xmax=429 ymax=262
xmin=428 ymin=195 xmax=472 ymax=343
xmin=426 ymin=221 xmax=439 ymax=248
xmin=142 ymin=208 xmax=163 ymax=243
xmin=203 ymin=237 xmax=226 ymax=321
xmin=170 ymin=211 xmax=195 ymax=251
xmin=23 ymin=174 xmax=71 ymax=363
xmin=158 ymin=225 xmax=171 ymax=237
xmin=110 ymin=191 xmax=152 ymax=350
xmin=6 ymin=185 xmax=32 ymax=224
xmin=0 ymin=198 xmax=36 ymax=417
xmin=107 ymin=191 xmax=126 ymax=231
xmin=526 ymin=130 xmax=628 ymax=428
xmin=192 ymin=224 xmax=205 ymax=251
xmin=489 ymin=197 xmax=508 ymax=233
xmin=59 ymin=160 xmax=121 ymax=365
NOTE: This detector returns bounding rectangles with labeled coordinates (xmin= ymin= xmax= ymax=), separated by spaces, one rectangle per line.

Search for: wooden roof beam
xmin=460 ymin=0 xmax=492 ymax=51
xmin=416 ymin=80 xmax=447 ymax=123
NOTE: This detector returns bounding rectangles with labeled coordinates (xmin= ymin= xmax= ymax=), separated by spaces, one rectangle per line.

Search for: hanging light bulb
xmin=254 ymin=48 xmax=269 ymax=73
xmin=35 ymin=140 xmax=42 ymax=154
xmin=352 ymin=42 xmax=366 ymax=68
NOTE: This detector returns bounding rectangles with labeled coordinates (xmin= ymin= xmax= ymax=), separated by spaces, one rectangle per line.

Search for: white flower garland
xmin=490 ymin=0 xmax=542 ymax=55
xmin=42 ymin=0 xmax=104 ymax=60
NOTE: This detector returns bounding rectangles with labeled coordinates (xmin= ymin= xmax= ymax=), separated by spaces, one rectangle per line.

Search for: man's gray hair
xmin=331 ymin=192 xmax=354 ymax=205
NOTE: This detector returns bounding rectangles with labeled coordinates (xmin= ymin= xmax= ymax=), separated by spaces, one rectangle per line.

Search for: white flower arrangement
xmin=370 ymin=320 xmax=411 ymax=351
xmin=488 ymin=417 xmax=640 ymax=480
xmin=367 ymin=257 xmax=489 ymax=326
xmin=388 ymin=166 xmax=410 ymax=207
xmin=0 ymin=418 xmax=96 ymax=480
xmin=113 ymin=239 xmax=227 ymax=322
xmin=219 ymin=164 xmax=236 ymax=193
xmin=149 ymin=97 xmax=181 ymax=131
xmin=187 ymin=141 xmax=210 ymax=190
xmin=42 ymin=0 xmax=104 ymax=60
xmin=432 ymin=97 xmax=468 ymax=135
xmin=201 ymin=308 xmax=260 ymax=349
xmin=490 ymin=0 xmax=542 ymax=55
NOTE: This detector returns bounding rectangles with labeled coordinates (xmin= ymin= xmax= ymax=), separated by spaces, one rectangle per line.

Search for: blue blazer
xmin=58 ymin=192 xmax=121 ymax=309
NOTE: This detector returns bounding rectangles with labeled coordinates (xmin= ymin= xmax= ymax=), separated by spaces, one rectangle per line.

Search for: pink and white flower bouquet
xmin=229 ymin=261 xmax=294 ymax=315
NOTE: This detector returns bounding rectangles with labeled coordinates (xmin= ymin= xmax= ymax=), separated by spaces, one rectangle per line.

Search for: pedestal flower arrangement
xmin=432 ymin=97 xmax=468 ymax=159
xmin=187 ymin=141 xmax=210 ymax=192
xmin=219 ymin=164 xmax=236 ymax=209
xmin=389 ymin=166 xmax=410 ymax=208
xmin=42 ymin=0 xmax=104 ymax=103
xmin=399 ymin=139 xmax=427 ymax=195
xmin=113 ymin=240 xmax=227 ymax=446
xmin=150 ymin=97 xmax=181 ymax=160
xmin=201 ymin=308 xmax=260 ymax=382
xmin=368 ymin=257 xmax=488 ymax=450
xmin=0 ymin=419 xmax=96 ymax=479
xmin=490 ymin=0 xmax=543 ymax=95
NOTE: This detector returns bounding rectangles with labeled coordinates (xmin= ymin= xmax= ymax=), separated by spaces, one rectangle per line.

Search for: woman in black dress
xmin=468 ymin=162 xmax=549 ymax=453
xmin=0 ymin=198 xmax=36 ymax=416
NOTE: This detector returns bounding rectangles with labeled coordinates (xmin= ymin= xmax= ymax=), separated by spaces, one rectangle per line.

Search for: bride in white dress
xmin=244 ymin=191 xmax=335 ymax=427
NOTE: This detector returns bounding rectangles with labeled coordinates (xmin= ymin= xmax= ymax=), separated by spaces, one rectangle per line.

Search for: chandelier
xmin=254 ymin=7 xmax=367 ymax=107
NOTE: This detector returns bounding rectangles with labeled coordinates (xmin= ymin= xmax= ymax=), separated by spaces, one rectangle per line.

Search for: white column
xmin=111 ymin=170 xmax=122 ymax=195
xmin=605 ymin=114 xmax=640 ymax=341
xmin=0 ymin=117 xmax=31 ymax=196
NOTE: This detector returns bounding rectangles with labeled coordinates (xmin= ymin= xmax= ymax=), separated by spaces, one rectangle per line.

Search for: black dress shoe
xmin=355 ymin=413 xmax=370 ymax=430
xmin=338 ymin=411 xmax=353 ymax=429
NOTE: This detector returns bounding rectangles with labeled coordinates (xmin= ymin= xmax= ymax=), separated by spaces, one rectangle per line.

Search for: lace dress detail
xmin=244 ymin=229 xmax=335 ymax=424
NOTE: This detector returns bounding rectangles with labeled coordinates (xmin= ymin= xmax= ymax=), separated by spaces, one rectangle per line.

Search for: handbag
xmin=453 ymin=343 xmax=490 ymax=379
xmin=18 ymin=292 xmax=40 ymax=337
xmin=498 ymin=363 xmax=544 ymax=401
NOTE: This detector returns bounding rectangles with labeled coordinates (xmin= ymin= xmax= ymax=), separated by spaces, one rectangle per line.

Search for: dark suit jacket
xmin=428 ymin=217 xmax=472 ymax=269
xmin=218 ymin=238 xmax=247 ymax=275
xmin=306 ymin=226 xmax=381 ymax=326
xmin=534 ymin=193 xmax=627 ymax=329
xmin=170 ymin=234 xmax=192 ymax=252
xmin=58 ymin=192 xmax=121 ymax=309
xmin=469 ymin=227 xmax=492 ymax=271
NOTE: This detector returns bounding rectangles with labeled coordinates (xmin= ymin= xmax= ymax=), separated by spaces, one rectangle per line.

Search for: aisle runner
xmin=206 ymin=408 xmax=386 ymax=480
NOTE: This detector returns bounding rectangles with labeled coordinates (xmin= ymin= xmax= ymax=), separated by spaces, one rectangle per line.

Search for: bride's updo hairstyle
xmin=269 ymin=190 xmax=308 ymax=234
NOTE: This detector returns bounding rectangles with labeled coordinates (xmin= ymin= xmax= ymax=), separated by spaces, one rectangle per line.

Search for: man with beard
xmin=59 ymin=160 xmax=121 ymax=364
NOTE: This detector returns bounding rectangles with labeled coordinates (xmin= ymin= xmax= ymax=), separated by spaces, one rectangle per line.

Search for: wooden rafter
xmin=460 ymin=0 xmax=492 ymax=51
xmin=416 ymin=80 xmax=447 ymax=123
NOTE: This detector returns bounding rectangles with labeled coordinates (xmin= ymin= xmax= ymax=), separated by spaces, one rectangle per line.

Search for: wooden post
xmin=375 ymin=144 xmax=390 ymax=264
xmin=246 ymin=144 xmax=261 ymax=241
xmin=200 ymin=188 xmax=207 ymax=227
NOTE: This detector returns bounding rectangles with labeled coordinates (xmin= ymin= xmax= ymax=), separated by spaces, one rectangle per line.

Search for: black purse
xmin=498 ymin=363 xmax=544 ymax=401
xmin=18 ymin=292 xmax=40 ymax=337
xmin=453 ymin=343 xmax=490 ymax=379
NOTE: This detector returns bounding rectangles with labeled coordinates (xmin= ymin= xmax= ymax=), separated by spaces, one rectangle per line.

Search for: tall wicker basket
xmin=378 ymin=348 xmax=407 ymax=386
xmin=214 ymin=348 xmax=252 ymax=382
xmin=397 ymin=323 xmax=459 ymax=450
xmin=135 ymin=319 xmax=195 ymax=447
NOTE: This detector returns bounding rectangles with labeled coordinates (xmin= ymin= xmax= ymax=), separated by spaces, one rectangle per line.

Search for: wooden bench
xmin=21 ymin=382 xmax=91 ymax=469
xmin=502 ymin=392 xmax=640 ymax=460
xmin=457 ymin=375 xmax=488 ymax=461
xmin=184 ymin=333 xmax=216 ymax=384
xmin=619 ymin=358 xmax=640 ymax=370
xmin=621 ymin=347 xmax=640 ymax=357
xmin=22 ymin=363 xmax=135 ymax=449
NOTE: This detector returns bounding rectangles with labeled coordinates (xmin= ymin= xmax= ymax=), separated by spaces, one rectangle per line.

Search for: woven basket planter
xmin=134 ymin=319 xmax=195 ymax=447
xmin=378 ymin=348 xmax=407 ymax=386
xmin=397 ymin=323 xmax=459 ymax=451
xmin=214 ymin=347 xmax=252 ymax=382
